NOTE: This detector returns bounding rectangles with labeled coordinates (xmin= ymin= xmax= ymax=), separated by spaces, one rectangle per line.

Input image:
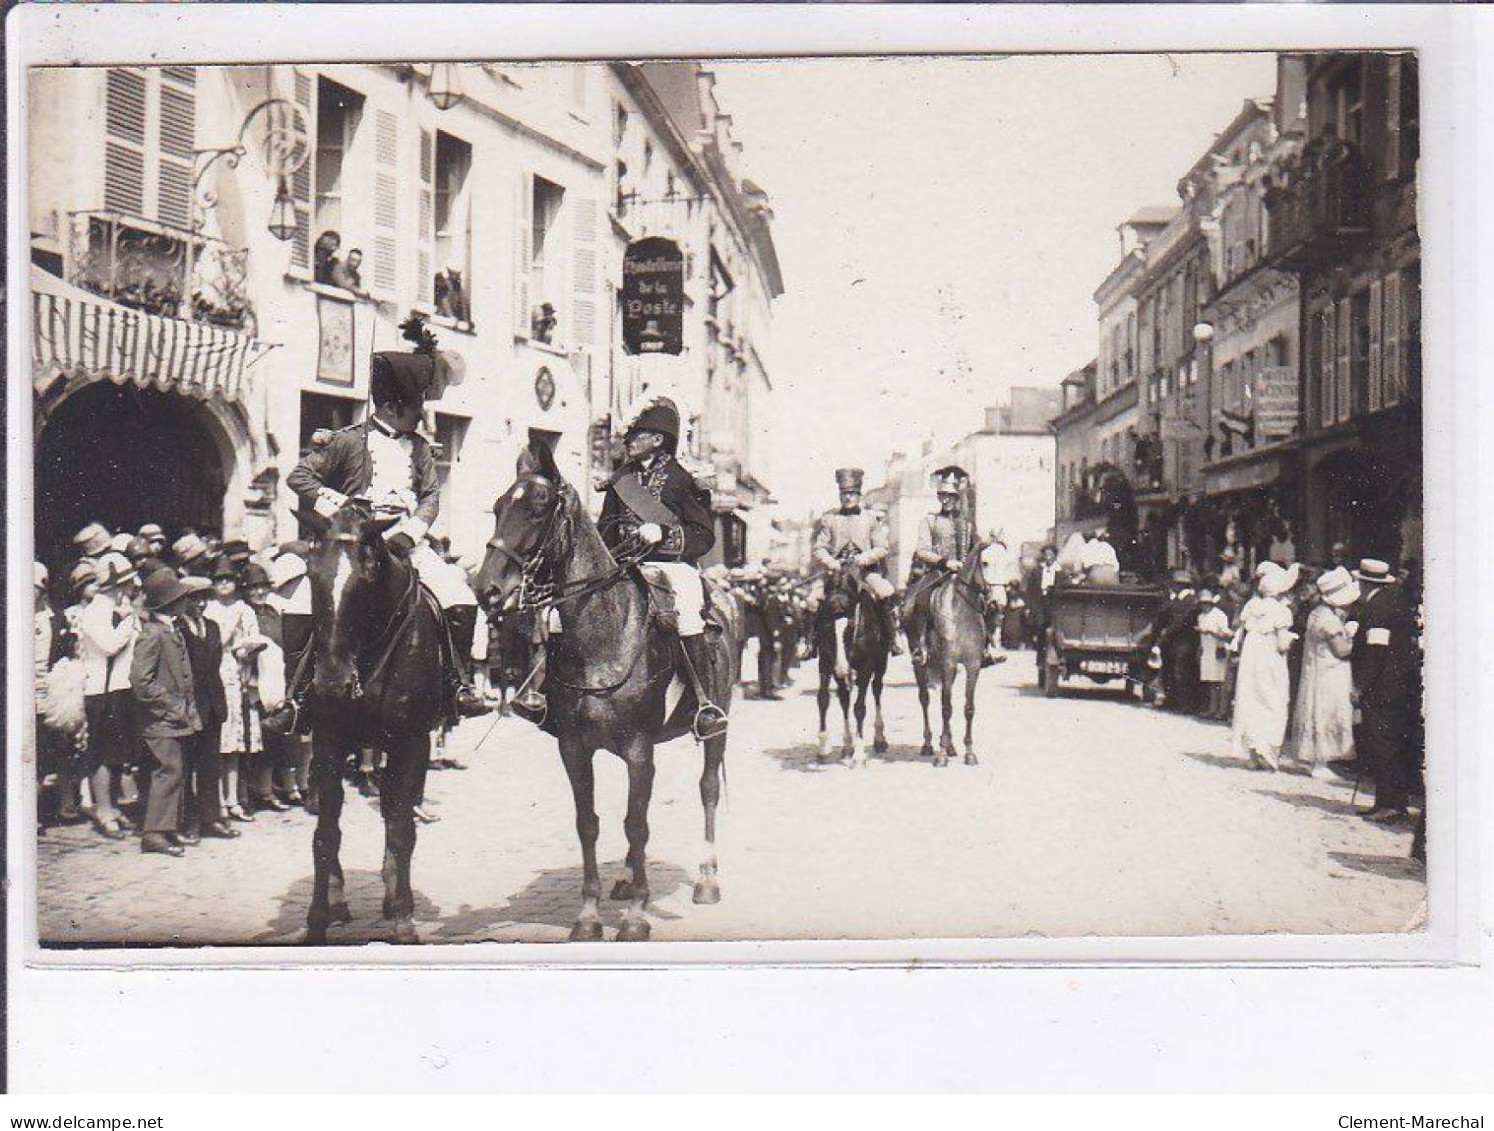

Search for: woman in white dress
xmin=1230 ymin=561 xmax=1300 ymax=771
xmin=1286 ymin=566 xmax=1360 ymax=779
xmin=204 ymin=559 xmax=267 ymax=821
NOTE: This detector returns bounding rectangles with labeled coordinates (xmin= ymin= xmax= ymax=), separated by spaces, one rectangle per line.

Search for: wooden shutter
xmin=372 ymin=109 xmax=399 ymax=293
xmin=104 ymin=69 xmax=148 ymax=215
xmin=570 ymin=196 xmax=598 ymax=347
xmin=1320 ymin=303 xmax=1337 ymax=429
xmin=514 ymin=172 xmax=533 ymax=338
xmin=1367 ymin=278 xmax=1384 ymax=412
xmin=1335 ymin=299 xmax=1352 ymax=424
xmin=290 ymin=69 xmax=315 ymax=269
xmin=418 ymin=129 xmax=435 ymax=305
xmin=1385 ymin=57 xmax=1402 ymax=181
xmin=156 ymin=72 xmax=196 ymax=230
xmin=1383 ymin=271 xmax=1403 ymax=407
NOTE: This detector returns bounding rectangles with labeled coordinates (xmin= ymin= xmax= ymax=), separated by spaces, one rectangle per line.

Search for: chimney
xmin=985 ymin=406 xmax=1002 ymax=433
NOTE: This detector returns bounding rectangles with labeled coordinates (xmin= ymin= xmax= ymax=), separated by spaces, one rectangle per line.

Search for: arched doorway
xmin=35 ymin=382 xmax=236 ymax=581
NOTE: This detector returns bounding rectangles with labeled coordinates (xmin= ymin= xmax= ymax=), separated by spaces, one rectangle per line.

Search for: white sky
xmin=708 ymin=53 xmax=1278 ymax=516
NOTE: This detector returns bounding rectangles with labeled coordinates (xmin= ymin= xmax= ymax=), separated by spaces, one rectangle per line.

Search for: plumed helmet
xmin=369 ymin=314 xmax=464 ymax=408
xmin=834 ymin=468 xmax=865 ymax=492
xmin=622 ymin=394 xmax=681 ymax=447
xmin=932 ymin=465 xmax=970 ymax=495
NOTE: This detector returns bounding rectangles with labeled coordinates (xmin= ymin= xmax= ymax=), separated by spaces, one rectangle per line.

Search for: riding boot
xmin=439 ymin=610 xmax=491 ymax=720
xmin=881 ymin=599 xmax=904 ymax=655
xmin=679 ymin=634 xmax=728 ymax=741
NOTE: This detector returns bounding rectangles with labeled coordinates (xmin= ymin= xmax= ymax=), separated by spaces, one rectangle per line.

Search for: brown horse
xmin=304 ymin=499 xmax=446 ymax=944
xmin=909 ymin=553 xmax=987 ymax=767
xmin=813 ymin=554 xmax=891 ymax=766
xmin=473 ymin=439 xmax=738 ymax=942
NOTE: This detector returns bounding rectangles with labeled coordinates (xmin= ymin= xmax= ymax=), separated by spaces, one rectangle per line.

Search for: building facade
xmin=1262 ymin=51 xmax=1421 ymax=571
xmin=29 ymin=62 xmax=780 ymax=580
xmin=947 ymin=394 xmax=1059 ymax=552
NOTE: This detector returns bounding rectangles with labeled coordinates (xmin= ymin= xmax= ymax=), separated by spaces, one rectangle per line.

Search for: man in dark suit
xmin=1154 ymin=571 xmax=1201 ymax=714
xmin=177 ymin=580 xmax=239 ymax=839
xmin=1350 ymin=559 xmax=1421 ymax=826
xmin=131 ymin=572 xmax=207 ymax=855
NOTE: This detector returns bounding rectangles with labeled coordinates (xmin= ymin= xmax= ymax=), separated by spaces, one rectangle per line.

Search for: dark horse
xmin=909 ymin=553 xmax=987 ymax=767
xmin=473 ymin=439 xmax=739 ymax=942
xmin=304 ymin=500 xmax=446 ymax=944
xmin=813 ymin=554 xmax=891 ymax=767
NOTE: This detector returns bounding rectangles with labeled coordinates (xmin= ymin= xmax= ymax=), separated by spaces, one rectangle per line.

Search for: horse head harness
xmin=325 ymin=524 xmax=420 ymax=708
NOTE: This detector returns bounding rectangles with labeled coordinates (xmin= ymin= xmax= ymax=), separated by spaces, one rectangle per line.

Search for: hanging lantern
xmin=267 ymin=175 xmax=297 ymax=242
xmin=428 ymin=62 xmax=464 ymax=111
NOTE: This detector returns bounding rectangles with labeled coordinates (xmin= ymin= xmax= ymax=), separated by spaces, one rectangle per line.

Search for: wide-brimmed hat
xmin=68 ymin=561 xmax=98 ymax=595
xmin=1257 ymin=561 xmax=1300 ymax=598
xmin=835 ymin=467 xmax=865 ymax=492
xmin=210 ymin=557 xmax=241 ymax=581
xmin=179 ymin=575 xmax=213 ymax=595
xmin=94 ymin=553 xmax=139 ymax=591
xmin=221 ymin=539 xmax=252 ymax=563
xmin=269 ymin=553 xmax=309 ymax=590
xmin=239 ymin=563 xmax=272 ymax=590
xmin=125 ymin=536 xmax=153 ymax=562
xmin=108 ymin=532 xmax=134 ymax=554
xmin=1353 ymin=558 xmax=1396 ymax=585
xmin=142 ymin=570 xmax=194 ymax=612
xmin=1170 ymin=569 xmax=1195 ymax=586
xmin=73 ymin=522 xmax=112 ymax=557
xmin=171 ymin=533 xmax=209 ymax=563
xmin=1316 ymin=566 xmax=1361 ymax=608
xmin=1198 ymin=589 xmax=1218 ymax=604
xmin=277 ymin=540 xmax=311 ymax=561
xmin=138 ymin=523 xmax=166 ymax=541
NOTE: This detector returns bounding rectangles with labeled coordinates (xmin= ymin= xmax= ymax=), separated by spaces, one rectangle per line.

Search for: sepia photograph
xmin=22 ymin=48 xmax=1428 ymax=951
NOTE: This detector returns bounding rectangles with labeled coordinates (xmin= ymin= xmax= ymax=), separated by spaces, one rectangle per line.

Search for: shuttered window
xmin=1383 ymin=272 xmax=1403 ymax=407
xmin=372 ymin=110 xmax=398 ymax=292
xmin=514 ymin=171 xmax=534 ymax=339
xmin=1367 ymin=279 xmax=1384 ymax=413
xmin=1385 ymin=57 xmax=1402 ymax=181
xmin=1319 ymin=303 xmax=1337 ymax=429
xmin=418 ymin=129 xmax=435 ymax=305
xmin=103 ymin=67 xmax=196 ymax=229
xmin=1335 ymin=299 xmax=1352 ymax=425
xmin=290 ymin=69 xmax=315 ymax=269
xmin=571 ymin=196 xmax=598 ymax=346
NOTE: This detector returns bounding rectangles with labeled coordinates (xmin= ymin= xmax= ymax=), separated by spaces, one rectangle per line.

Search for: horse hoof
xmin=933 ymin=755 xmax=949 ymax=768
xmin=920 ymin=745 xmax=934 ymax=758
xmin=964 ymin=753 xmax=979 ymax=766
xmin=568 ymin=919 xmax=605 ymax=943
xmin=873 ymin=738 xmax=889 ymax=754
xmin=391 ymin=920 xmax=420 ymax=945
xmin=328 ymin=901 xmax=351 ymax=925
xmin=616 ymin=917 xmax=652 ymax=942
xmin=693 ymin=879 xmax=721 ymax=905
xmin=610 ymin=879 xmax=634 ymax=902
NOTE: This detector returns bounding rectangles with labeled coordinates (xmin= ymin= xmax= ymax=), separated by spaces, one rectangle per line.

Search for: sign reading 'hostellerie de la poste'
xmin=622 ymin=237 xmax=685 ymax=356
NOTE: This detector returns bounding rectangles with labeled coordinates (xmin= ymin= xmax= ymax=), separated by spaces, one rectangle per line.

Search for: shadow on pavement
xmin=1328 ymin=851 xmax=1425 ymax=883
xmin=764 ymin=740 xmax=943 ymax=772
xmin=1253 ymin=789 xmax=1362 ymax=817
xmin=1181 ymin=750 xmax=1253 ymax=773
xmin=427 ymin=857 xmax=691 ymax=940
xmin=258 ymin=868 xmax=443 ymax=945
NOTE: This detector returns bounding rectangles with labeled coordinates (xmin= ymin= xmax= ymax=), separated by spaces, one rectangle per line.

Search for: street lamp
xmin=1192 ymin=321 xmax=1214 ymax=345
xmin=427 ymin=63 xmax=465 ymax=111
xmin=267 ymin=176 xmax=297 ymax=243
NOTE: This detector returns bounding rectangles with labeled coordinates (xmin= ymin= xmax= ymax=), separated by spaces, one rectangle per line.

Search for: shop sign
xmin=316 ymin=294 xmax=357 ymax=388
xmin=622 ymin=237 xmax=684 ymax=355
xmin=1254 ymin=366 xmax=1298 ymax=438
xmin=534 ymin=366 xmax=556 ymax=411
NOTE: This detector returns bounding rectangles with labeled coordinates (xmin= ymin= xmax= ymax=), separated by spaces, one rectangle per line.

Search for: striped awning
xmin=30 ymin=265 xmax=273 ymax=404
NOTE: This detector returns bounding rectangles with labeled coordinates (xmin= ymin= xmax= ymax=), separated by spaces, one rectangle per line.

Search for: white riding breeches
xmin=862 ymin=572 xmax=896 ymax=601
xmin=642 ymin=562 xmax=706 ymax=635
xmin=408 ymin=542 xmax=472 ymax=610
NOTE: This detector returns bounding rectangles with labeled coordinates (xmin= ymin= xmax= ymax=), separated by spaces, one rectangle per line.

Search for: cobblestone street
xmin=36 ymin=651 xmax=1426 ymax=948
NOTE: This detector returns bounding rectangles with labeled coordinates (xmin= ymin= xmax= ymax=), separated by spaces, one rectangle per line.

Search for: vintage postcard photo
xmin=20 ymin=50 xmax=1428 ymax=951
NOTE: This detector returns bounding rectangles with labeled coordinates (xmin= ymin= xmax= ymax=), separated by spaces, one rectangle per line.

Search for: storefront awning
xmin=31 ymin=265 xmax=275 ymax=405
xmin=1204 ymin=441 xmax=1297 ymax=497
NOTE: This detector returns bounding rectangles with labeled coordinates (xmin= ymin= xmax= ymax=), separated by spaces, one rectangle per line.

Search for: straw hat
xmin=34 ymin=562 xmax=49 ymax=590
xmin=1315 ymin=566 xmax=1361 ymax=609
xmin=1353 ymin=558 xmax=1396 ymax=585
xmin=171 ymin=533 xmax=209 ymax=563
xmin=94 ymin=553 xmax=139 ymax=591
xmin=68 ymin=561 xmax=98 ymax=595
xmin=269 ymin=553 xmax=308 ymax=590
xmin=73 ymin=522 xmax=112 ymax=557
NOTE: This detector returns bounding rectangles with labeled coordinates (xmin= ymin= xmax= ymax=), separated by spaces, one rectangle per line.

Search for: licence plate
xmin=1081 ymin=659 xmax=1127 ymax=675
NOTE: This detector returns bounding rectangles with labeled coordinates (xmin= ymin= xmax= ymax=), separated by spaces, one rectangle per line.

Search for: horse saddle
xmin=637 ymin=566 xmax=725 ymax=636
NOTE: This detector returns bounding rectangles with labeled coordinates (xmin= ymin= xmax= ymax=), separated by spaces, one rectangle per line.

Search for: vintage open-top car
xmin=1037 ymin=578 xmax=1167 ymax=699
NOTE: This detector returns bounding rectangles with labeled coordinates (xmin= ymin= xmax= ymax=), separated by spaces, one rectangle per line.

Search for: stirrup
xmin=691 ymin=702 xmax=729 ymax=742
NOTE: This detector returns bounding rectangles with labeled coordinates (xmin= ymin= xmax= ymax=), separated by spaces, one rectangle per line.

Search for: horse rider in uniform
xmin=812 ymin=468 xmax=903 ymax=655
xmin=516 ymin=395 xmax=727 ymax=740
xmin=902 ymin=465 xmax=1003 ymax=666
xmin=263 ymin=317 xmax=488 ymax=735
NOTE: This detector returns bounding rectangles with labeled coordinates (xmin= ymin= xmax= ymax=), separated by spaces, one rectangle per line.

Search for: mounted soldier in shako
xmin=812 ymin=467 xmax=902 ymax=654
xmin=903 ymin=465 xmax=1003 ymax=666
xmin=264 ymin=316 xmax=489 ymax=735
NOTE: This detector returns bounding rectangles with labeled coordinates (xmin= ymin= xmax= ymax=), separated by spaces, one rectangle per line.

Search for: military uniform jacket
xmin=286 ymin=420 xmax=440 ymax=541
xmin=598 ymin=456 xmax=715 ymax=564
xmin=913 ymin=513 xmax=977 ymax=569
xmin=1351 ymin=585 xmax=1420 ymax=705
xmin=812 ymin=509 xmax=889 ymax=572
